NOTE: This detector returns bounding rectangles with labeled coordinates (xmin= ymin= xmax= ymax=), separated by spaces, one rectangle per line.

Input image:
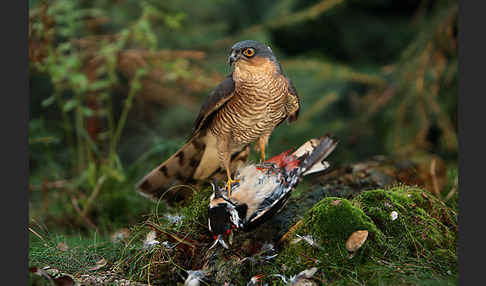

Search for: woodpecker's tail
xmin=298 ymin=135 xmax=338 ymax=175
xmin=135 ymin=132 xmax=250 ymax=203
xmin=260 ymin=135 xmax=337 ymax=176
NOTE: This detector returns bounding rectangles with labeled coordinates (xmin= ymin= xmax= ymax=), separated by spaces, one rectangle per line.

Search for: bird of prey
xmin=136 ymin=40 xmax=300 ymax=201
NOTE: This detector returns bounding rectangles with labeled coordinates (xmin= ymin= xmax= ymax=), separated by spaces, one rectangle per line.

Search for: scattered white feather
xmin=143 ymin=230 xmax=160 ymax=249
xmin=292 ymin=234 xmax=323 ymax=250
xmin=272 ymin=267 xmax=318 ymax=285
xmin=184 ymin=270 xmax=206 ymax=286
xmin=165 ymin=214 xmax=184 ymax=225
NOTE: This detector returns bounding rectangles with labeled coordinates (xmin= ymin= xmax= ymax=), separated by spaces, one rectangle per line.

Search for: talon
xmin=226 ymin=177 xmax=240 ymax=197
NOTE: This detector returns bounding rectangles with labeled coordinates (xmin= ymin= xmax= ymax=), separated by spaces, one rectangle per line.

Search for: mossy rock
xmin=130 ymin=185 xmax=456 ymax=285
xmin=355 ymin=186 xmax=457 ymax=264
xmin=264 ymin=186 xmax=457 ymax=285
xmin=265 ymin=197 xmax=385 ymax=283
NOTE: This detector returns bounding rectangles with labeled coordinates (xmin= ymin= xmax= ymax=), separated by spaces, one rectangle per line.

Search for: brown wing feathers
xmin=285 ymin=77 xmax=300 ymax=123
xmin=135 ymin=75 xmax=238 ymax=202
xmin=191 ymin=74 xmax=235 ymax=137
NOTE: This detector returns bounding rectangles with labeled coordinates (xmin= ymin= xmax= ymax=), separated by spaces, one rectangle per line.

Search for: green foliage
xmin=29 ymin=0 xmax=174 ymax=230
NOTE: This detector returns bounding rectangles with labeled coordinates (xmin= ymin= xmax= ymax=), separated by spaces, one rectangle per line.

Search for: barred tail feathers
xmin=135 ymin=133 xmax=250 ymax=202
xmin=135 ymin=135 xmax=208 ymax=202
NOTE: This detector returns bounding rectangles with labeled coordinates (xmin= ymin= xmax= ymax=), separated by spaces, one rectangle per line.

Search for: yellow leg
xmin=225 ymin=166 xmax=239 ymax=197
xmin=258 ymin=137 xmax=267 ymax=162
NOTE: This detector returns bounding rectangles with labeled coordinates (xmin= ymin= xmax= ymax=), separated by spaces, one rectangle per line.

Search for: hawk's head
xmin=228 ymin=40 xmax=279 ymax=75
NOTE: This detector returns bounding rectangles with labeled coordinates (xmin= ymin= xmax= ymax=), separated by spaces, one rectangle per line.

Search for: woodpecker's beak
xmin=253 ymin=274 xmax=264 ymax=281
xmin=228 ymin=50 xmax=239 ymax=66
xmin=209 ymin=234 xmax=229 ymax=249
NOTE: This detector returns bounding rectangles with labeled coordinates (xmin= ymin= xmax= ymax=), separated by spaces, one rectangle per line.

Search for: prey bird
xmin=136 ymin=40 xmax=300 ymax=201
xmin=208 ymin=136 xmax=338 ymax=248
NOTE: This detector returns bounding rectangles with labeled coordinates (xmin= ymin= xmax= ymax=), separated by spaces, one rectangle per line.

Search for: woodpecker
xmin=207 ymin=135 xmax=338 ymax=248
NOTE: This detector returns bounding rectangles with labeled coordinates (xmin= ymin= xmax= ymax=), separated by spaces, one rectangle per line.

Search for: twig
xmin=29 ymin=180 xmax=69 ymax=191
xmin=297 ymin=92 xmax=339 ymax=129
xmin=430 ymin=159 xmax=440 ymax=196
xmin=72 ymin=196 xmax=98 ymax=230
xmin=269 ymin=0 xmax=345 ymax=28
xmin=81 ymin=175 xmax=107 ymax=218
xmin=282 ymin=59 xmax=386 ymax=86
xmin=211 ymin=0 xmax=345 ymax=49
xmin=278 ymin=219 xmax=303 ymax=244
xmin=28 ymin=227 xmax=47 ymax=245
xmin=445 ymin=176 xmax=458 ymax=201
xmin=146 ymin=221 xmax=197 ymax=249
xmin=109 ymin=68 xmax=146 ymax=164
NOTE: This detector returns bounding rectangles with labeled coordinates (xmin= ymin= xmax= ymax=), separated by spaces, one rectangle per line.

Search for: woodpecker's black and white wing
xmin=207 ymin=135 xmax=338 ymax=239
xmin=234 ymin=135 xmax=338 ymax=228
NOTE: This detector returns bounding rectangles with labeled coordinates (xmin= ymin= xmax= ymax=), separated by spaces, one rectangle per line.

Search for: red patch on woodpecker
xmin=284 ymin=158 xmax=300 ymax=171
xmin=225 ymin=229 xmax=231 ymax=235
xmin=265 ymin=150 xmax=293 ymax=167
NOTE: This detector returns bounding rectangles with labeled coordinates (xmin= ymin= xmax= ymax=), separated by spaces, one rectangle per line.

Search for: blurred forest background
xmin=29 ymin=0 xmax=457 ymax=283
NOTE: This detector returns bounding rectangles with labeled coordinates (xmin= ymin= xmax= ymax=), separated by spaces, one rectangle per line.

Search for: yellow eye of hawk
xmin=243 ymin=48 xmax=255 ymax=57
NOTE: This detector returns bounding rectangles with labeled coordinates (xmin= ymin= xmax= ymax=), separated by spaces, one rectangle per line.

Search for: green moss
xmin=265 ymin=197 xmax=384 ymax=284
xmin=264 ymin=186 xmax=457 ymax=285
xmin=304 ymin=198 xmax=381 ymax=244
xmin=355 ymin=187 xmax=457 ymax=266
xmin=174 ymin=186 xmax=212 ymax=233
xmin=118 ymin=187 xmax=213 ymax=282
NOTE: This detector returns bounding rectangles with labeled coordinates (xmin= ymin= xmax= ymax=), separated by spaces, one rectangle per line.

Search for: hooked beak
xmin=228 ymin=50 xmax=239 ymax=66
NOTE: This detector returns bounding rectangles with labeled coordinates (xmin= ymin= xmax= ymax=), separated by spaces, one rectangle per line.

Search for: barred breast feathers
xmin=207 ymin=56 xmax=289 ymax=147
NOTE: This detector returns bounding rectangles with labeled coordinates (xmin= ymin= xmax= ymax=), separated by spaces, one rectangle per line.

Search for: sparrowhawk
xmin=136 ymin=40 xmax=300 ymax=201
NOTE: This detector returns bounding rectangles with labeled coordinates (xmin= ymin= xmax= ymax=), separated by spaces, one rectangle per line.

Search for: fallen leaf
xmin=30 ymin=266 xmax=77 ymax=285
xmin=346 ymin=230 xmax=368 ymax=252
xmin=87 ymin=258 xmax=107 ymax=271
xmin=45 ymin=267 xmax=60 ymax=277
xmin=331 ymin=200 xmax=342 ymax=206
xmin=53 ymin=275 xmax=76 ymax=286
xmin=57 ymin=242 xmax=69 ymax=251
xmin=111 ymin=228 xmax=130 ymax=243
xmin=30 ymin=266 xmax=53 ymax=281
